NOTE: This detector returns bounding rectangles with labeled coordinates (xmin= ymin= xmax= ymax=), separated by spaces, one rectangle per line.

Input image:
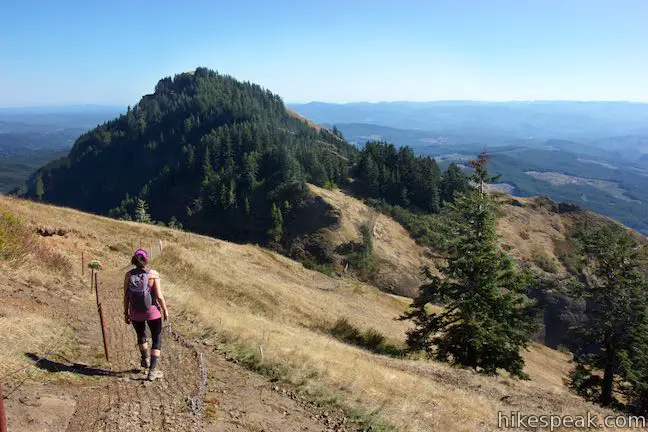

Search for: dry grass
xmin=286 ymin=108 xmax=322 ymax=131
xmin=497 ymin=197 xmax=570 ymax=275
xmin=0 ymin=208 xmax=72 ymax=275
xmin=0 ymin=310 xmax=62 ymax=376
xmin=309 ymin=184 xmax=433 ymax=297
xmin=0 ymin=195 xmax=627 ymax=431
xmin=153 ymin=242 xmax=619 ymax=431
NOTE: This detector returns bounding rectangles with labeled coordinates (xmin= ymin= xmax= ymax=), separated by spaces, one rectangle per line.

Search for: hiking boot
xmin=147 ymin=368 xmax=164 ymax=381
xmin=140 ymin=356 xmax=151 ymax=369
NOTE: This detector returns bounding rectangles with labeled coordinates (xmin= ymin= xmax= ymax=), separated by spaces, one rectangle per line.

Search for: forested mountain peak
xmin=21 ymin=68 xmax=356 ymax=242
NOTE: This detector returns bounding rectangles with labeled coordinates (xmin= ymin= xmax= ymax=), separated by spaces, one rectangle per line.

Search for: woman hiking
xmin=123 ymin=249 xmax=169 ymax=381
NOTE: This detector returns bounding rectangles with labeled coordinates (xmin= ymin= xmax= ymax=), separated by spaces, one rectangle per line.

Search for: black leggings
xmin=132 ymin=318 xmax=163 ymax=350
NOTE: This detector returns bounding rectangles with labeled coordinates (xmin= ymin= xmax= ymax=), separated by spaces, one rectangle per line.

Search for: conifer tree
xmin=134 ymin=198 xmax=152 ymax=223
xmin=34 ymin=175 xmax=44 ymax=201
xmin=569 ymin=222 xmax=648 ymax=407
xmin=440 ymin=163 xmax=469 ymax=204
xmin=363 ymin=156 xmax=380 ymax=197
xmin=268 ymin=203 xmax=283 ymax=244
xmin=401 ymin=153 xmax=539 ymax=378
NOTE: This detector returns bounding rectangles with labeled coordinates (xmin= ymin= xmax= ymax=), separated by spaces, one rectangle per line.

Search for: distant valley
xmin=3 ymin=101 xmax=648 ymax=234
xmin=290 ymin=101 xmax=648 ymax=234
xmin=0 ymin=105 xmax=122 ymax=192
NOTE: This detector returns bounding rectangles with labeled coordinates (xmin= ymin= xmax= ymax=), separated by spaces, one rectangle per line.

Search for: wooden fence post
xmin=94 ymin=273 xmax=110 ymax=362
xmin=94 ymin=272 xmax=100 ymax=306
xmin=0 ymin=381 xmax=7 ymax=432
xmin=98 ymin=303 xmax=110 ymax=362
xmin=90 ymin=268 xmax=94 ymax=293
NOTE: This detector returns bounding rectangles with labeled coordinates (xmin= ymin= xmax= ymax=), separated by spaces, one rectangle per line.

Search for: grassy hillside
xmin=0 ymin=195 xmax=623 ymax=431
xmin=308 ymin=184 xmax=434 ymax=297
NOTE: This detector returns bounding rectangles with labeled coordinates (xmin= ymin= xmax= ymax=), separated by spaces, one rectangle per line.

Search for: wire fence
xmin=0 ymin=243 xmax=152 ymax=395
xmin=1 ymin=238 xmax=208 ymax=431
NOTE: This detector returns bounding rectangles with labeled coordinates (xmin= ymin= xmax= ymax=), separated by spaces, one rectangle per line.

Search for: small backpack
xmin=128 ymin=268 xmax=154 ymax=312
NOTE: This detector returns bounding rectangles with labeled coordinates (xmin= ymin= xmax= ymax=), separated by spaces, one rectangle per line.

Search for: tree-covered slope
xmin=21 ymin=68 xmax=356 ymax=243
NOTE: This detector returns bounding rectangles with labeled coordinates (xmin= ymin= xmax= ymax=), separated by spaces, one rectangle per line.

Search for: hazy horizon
xmin=3 ymin=99 xmax=648 ymax=111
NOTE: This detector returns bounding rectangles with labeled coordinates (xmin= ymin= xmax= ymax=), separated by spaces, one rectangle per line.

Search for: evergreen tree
xmin=470 ymin=150 xmax=500 ymax=195
xmin=619 ymin=304 xmax=648 ymax=414
xmin=332 ymin=125 xmax=344 ymax=140
xmin=355 ymin=141 xmax=456 ymax=213
xmin=414 ymin=158 xmax=441 ymax=213
xmin=168 ymin=216 xmax=183 ymax=230
xmin=362 ymin=155 xmax=380 ymax=197
xmin=268 ymin=203 xmax=283 ymax=245
xmin=401 ymin=155 xmax=539 ymax=379
xmin=569 ymin=222 xmax=648 ymax=408
xmin=134 ymin=198 xmax=152 ymax=223
xmin=440 ymin=163 xmax=470 ymax=204
xmin=34 ymin=175 xmax=44 ymax=201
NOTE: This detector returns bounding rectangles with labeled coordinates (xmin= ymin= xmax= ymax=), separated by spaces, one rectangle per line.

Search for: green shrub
xmin=323 ymin=180 xmax=338 ymax=190
xmin=329 ymin=318 xmax=403 ymax=356
xmin=554 ymin=239 xmax=582 ymax=275
xmin=331 ymin=317 xmax=362 ymax=342
xmin=363 ymin=328 xmax=386 ymax=351
xmin=88 ymin=260 xmax=103 ymax=270
xmin=533 ymin=250 xmax=558 ymax=273
xmin=303 ymin=260 xmax=337 ymax=277
xmin=365 ymin=199 xmax=454 ymax=252
xmin=344 ymin=221 xmax=379 ymax=281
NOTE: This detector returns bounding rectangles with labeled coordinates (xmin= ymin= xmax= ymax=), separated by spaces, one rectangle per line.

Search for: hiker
xmin=123 ymin=249 xmax=169 ymax=381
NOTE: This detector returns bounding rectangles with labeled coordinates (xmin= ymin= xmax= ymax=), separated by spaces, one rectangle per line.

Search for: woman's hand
xmin=162 ymin=308 xmax=169 ymax=321
xmin=124 ymin=312 xmax=131 ymax=325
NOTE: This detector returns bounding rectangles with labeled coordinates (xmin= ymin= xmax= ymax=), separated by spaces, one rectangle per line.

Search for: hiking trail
xmin=65 ymin=266 xmax=203 ymax=432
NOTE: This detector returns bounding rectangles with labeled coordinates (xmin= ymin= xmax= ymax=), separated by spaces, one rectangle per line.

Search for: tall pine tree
xmin=134 ymin=198 xmax=152 ymax=223
xmin=401 ymin=153 xmax=539 ymax=378
xmin=268 ymin=203 xmax=284 ymax=245
xmin=440 ymin=163 xmax=469 ymax=204
xmin=569 ymin=222 xmax=648 ymax=408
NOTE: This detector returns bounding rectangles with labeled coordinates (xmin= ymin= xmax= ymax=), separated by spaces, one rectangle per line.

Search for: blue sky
xmin=1 ymin=0 xmax=647 ymax=106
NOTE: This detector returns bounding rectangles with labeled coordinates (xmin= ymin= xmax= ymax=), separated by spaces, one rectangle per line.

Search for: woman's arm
xmin=150 ymin=270 xmax=169 ymax=320
xmin=123 ymin=272 xmax=131 ymax=324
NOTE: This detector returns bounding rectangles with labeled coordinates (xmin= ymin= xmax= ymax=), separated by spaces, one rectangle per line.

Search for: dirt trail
xmin=65 ymin=267 xmax=203 ymax=432
xmin=3 ymin=262 xmax=364 ymax=432
xmin=25 ymin=266 xmax=361 ymax=432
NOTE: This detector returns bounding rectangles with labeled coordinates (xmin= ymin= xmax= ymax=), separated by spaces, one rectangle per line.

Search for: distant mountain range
xmin=289 ymin=101 xmax=648 ymax=234
xmin=0 ymin=105 xmax=124 ymax=130
xmin=289 ymin=101 xmax=648 ymax=143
